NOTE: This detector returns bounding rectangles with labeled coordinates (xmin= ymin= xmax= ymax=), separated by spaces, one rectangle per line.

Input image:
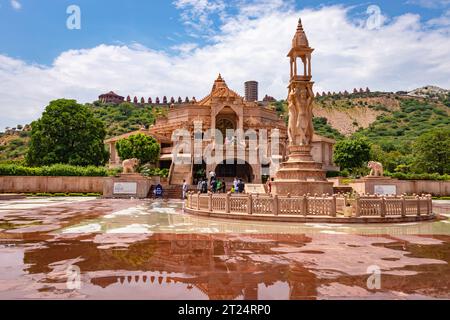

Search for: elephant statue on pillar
xmin=367 ymin=161 xmax=384 ymax=177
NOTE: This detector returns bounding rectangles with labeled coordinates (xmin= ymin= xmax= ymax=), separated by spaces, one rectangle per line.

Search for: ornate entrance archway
xmin=215 ymin=159 xmax=254 ymax=183
xmin=215 ymin=106 xmax=238 ymax=143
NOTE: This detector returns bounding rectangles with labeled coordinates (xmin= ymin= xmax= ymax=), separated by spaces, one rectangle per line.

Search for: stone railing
xmin=185 ymin=192 xmax=434 ymax=221
xmin=352 ymin=194 xmax=433 ymax=218
xmin=187 ymin=193 xmax=337 ymax=217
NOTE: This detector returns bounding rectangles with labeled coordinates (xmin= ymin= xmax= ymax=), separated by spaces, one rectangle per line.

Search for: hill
xmin=88 ymin=101 xmax=168 ymax=139
xmin=1 ymin=89 xmax=449 ymax=168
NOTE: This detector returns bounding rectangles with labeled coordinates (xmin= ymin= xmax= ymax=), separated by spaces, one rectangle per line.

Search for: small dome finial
xmin=297 ymin=18 xmax=304 ymax=31
xmin=292 ymin=17 xmax=309 ymax=48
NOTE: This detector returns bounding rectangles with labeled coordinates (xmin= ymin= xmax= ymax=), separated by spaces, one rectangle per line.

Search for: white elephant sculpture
xmin=122 ymin=158 xmax=139 ymax=174
xmin=367 ymin=161 xmax=384 ymax=177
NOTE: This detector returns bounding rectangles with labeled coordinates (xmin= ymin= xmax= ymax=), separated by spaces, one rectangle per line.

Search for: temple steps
xmin=169 ymin=163 xmax=193 ymax=185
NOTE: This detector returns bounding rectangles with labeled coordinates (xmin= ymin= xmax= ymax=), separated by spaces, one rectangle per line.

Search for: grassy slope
xmin=88 ymin=102 xmax=168 ymax=139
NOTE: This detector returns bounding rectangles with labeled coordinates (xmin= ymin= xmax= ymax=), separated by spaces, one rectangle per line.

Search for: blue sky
xmin=0 ymin=0 xmax=449 ymax=130
xmin=1 ymin=0 xmax=448 ymax=65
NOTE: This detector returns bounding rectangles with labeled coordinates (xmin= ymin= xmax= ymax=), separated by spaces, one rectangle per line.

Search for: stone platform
xmin=272 ymin=145 xmax=334 ymax=196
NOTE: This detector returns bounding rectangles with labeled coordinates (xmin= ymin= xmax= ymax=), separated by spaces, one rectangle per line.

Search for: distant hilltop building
xmin=98 ymin=91 xmax=124 ymax=104
xmin=317 ymin=88 xmax=371 ymax=97
xmin=245 ymin=81 xmax=259 ymax=102
xmin=262 ymin=94 xmax=276 ymax=102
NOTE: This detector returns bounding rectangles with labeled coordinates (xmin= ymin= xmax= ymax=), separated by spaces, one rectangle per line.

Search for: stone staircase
xmin=169 ymin=163 xmax=192 ymax=185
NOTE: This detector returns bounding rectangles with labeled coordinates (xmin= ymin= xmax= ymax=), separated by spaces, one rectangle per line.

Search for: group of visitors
xmin=196 ymin=175 xmax=226 ymax=194
xmin=172 ymin=174 xmax=268 ymax=200
xmin=194 ymin=173 xmax=246 ymax=194
xmin=231 ymin=177 xmax=246 ymax=194
xmin=155 ymin=174 xmax=248 ymax=200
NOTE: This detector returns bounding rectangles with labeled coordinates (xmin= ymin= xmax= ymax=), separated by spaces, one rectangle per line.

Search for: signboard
xmin=374 ymin=185 xmax=397 ymax=195
xmin=245 ymin=184 xmax=267 ymax=194
xmin=113 ymin=182 xmax=137 ymax=195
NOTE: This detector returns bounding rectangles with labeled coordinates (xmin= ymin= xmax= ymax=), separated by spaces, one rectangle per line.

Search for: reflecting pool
xmin=0 ymin=198 xmax=449 ymax=299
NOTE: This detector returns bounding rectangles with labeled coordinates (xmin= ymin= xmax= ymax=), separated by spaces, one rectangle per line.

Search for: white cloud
xmin=428 ymin=9 xmax=450 ymax=26
xmin=1 ymin=4 xmax=450 ymax=130
xmin=173 ymin=0 xmax=227 ymax=36
xmin=171 ymin=42 xmax=199 ymax=54
xmin=10 ymin=0 xmax=21 ymax=10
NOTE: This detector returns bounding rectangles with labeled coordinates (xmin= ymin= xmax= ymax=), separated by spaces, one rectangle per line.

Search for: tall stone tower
xmin=271 ymin=19 xmax=334 ymax=196
xmin=245 ymin=81 xmax=259 ymax=102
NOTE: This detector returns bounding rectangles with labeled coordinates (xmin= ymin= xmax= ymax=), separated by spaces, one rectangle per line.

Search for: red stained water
xmin=0 ymin=198 xmax=449 ymax=300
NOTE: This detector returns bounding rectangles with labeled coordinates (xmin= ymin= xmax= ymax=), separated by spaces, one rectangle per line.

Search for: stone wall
xmin=0 ymin=176 xmax=105 ymax=194
xmin=349 ymin=178 xmax=450 ymax=196
xmin=103 ymin=174 xmax=155 ymax=199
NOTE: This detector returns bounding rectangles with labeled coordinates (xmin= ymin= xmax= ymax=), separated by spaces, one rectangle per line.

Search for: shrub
xmin=116 ymin=133 xmax=161 ymax=165
xmin=140 ymin=166 xmax=169 ymax=178
xmin=326 ymin=171 xmax=349 ymax=178
xmin=0 ymin=164 xmax=110 ymax=177
xmin=384 ymin=172 xmax=449 ymax=181
xmin=53 ymin=193 xmax=67 ymax=197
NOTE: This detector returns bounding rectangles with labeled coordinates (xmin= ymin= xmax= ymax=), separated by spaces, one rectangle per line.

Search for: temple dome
xmin=211 ymin=73 xmax=228 ymax=91
xmin=292 ymin=19 xmax=309 ymax=48
xmin=197 ymin=74 xmax=243 ymax=105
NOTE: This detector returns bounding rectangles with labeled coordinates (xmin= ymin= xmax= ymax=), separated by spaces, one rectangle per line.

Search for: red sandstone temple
xmin=104 ymin=75 xmax=339 ymax=185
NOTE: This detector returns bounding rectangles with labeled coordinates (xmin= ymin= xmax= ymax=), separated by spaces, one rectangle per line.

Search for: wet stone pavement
xmin=0 ymin=197 xmax=449 ymax=300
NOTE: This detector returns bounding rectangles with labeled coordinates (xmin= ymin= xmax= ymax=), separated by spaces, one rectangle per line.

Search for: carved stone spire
xmin=292 ymin=18 xmax=309 ymax=49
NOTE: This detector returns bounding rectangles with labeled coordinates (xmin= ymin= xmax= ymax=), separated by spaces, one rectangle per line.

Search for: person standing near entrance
xmin=233 ymin=178 xmax=239 ymax=194
xmin=266 ymin=178 xmax=272 ymax=194
xmin=216 ymin=179 xmax=222 ymax=194
xmin=211 ymin=175 xmax=218 ymax=193
xmin=238 ymin=178 xmax=245 ymax=193
xmin=154 ymin=184 xmax=163 ymax=199
xmin=201 ymin=179 xmax=208 ymax=193
xmin=221 ymin=179 xmax=226 ymax=193
xmin=182 ymin=180 xmax=188 ymax=200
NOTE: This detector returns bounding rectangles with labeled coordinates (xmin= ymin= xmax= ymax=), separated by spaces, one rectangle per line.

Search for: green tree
xmin=116 ymin=133 xmax=160 ymax=165
xmin=26 ymin=99 xmax=109 ymax=166
xmin=334 ymin=137 xmax=371 ymax=173
xmin=412 ymin=128 xmax=450 ymax=175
